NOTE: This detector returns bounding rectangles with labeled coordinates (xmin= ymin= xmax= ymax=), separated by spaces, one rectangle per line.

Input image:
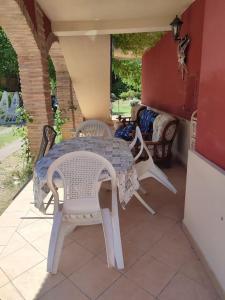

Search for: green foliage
xmin=48 ymin=57 xmax=57 ymax=95
xmin=0 ymin=27 xmax=19 ymax=77
xmin=112 ymin=32 xmax=164 ymax=56
xmin=54 ymin=109 xmax=67 ymax=142
xmin=15 ymin=107 xmax=33 ymax=167
xmin=120 ymin=90 xmax=141 ymax=100
xmin=112 ymin=58 xmax=141 ymax=91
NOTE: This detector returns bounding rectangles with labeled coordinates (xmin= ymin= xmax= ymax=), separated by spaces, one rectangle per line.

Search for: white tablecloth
xmin=33 ymin=137 xmax=139 ymax=213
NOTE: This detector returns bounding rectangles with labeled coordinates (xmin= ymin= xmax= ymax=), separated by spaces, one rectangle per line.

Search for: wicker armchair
xmin=117 ymin=106 xmax=179 ymax=166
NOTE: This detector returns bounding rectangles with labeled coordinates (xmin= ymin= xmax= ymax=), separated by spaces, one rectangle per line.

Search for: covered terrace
xmin=0 ymin=0 xmax=225 ymax=299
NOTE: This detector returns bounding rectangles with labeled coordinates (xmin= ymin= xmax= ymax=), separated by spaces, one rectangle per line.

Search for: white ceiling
xmin=37 ymin=0 xmax=195 ymax=36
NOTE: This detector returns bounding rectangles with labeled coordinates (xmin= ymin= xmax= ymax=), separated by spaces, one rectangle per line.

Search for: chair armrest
xmin=145 ymin=140 xmax=163 ymax=146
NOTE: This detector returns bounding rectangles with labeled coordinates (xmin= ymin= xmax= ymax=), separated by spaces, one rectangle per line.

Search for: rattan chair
xmin=36 ymin=125 xmax=57 ymax=213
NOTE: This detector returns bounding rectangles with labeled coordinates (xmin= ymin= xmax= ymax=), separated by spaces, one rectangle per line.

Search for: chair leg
xmin=47 ymin=211 xmax=76 ymax=274
xmin=134 ymin=191 xmax=156 ymax=215
xmin=101 ymin=208 xmax=115 ymax=268
xmin=111 ymin=201 xmax=124 ymax=270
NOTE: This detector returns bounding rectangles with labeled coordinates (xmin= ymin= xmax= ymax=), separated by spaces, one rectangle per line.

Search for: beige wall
xmin=59 ymin=35 xmax=111 ymax=122
xmin=172 ymin=118 xmax=190 ymax=165
xmin=184 ymin=151 xmax=225 ymax=295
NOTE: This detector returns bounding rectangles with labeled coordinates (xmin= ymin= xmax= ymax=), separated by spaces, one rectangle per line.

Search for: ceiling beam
xmin=52 ymin=17 xmax=171 ymax=36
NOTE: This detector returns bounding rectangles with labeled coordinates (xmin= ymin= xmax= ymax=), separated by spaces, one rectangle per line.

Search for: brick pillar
xmin=0 ymin=0 xmax=53 ymax=156
xmin=49 ymin=41 xmax=83 ymax=140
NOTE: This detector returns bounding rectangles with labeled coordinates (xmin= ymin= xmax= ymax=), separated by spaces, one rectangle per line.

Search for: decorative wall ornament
xmin=170 ymin=16 xmax=191 ymax=80
xmin=177 ymin=34 xmax=191 ymax=80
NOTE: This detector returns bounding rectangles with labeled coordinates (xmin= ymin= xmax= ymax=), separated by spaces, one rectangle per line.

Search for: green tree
xmin=0 ymin=27 xmax=19 ymax=78
xmin=112 ymin=58 xmax=141 ymax=91
xmin=112 ymin=32 xmax=164 ymax=57
xmin=112 ymin=32 xmax=164 ymax=93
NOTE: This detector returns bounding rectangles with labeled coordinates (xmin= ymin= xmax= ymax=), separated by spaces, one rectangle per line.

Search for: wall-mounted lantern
xmin=170 ymin=15 xmax=183 ymax=41
xmin=170 ymin=15 xmax=191 ymax=80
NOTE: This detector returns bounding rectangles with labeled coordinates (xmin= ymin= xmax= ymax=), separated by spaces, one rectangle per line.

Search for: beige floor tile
xmin=58 ymin=241 xmax=94 ymax=276
xmin=69 ymin=257 xmax=121 ymax=299
xmin=98 ymin=275 xmax=155 ymax=300
xmin=0 ymin=244 xmax=44 ymax=279
xmin=0 ymin=282 xmax=24 ymax=300
xmin=17 ymin=210 xmax=42 ymax=230
xmin=18 ymin=220 xmax=52 ymax=243
xmin=0 ymin=227 xmax=16 ymax=246
xmin=0 ymin=232 xmax=27 ymax=258
xmin=124 ymin=220 xmax=163 ymax=252
xmin=70 ymin=224 xmax=106 ymax=255
xmin=0 ymin=211 xmax=24 ymax=227
xmin=0 ymin=268 xmax=9 ymax=288
xmin=180 ymin=258 xmax=217 ymax=292
xmin=159 ymin=273 xmax=218 ymax=300
xmin=125 ymin=254 xmax=176 ymax=296
xmin=38 ymin=279 xmax=88 ymax=300
xmin=13 ymin=260 xmax=65 ymax=300
xmin=98 ymin=238 xmax=146 ymax=273
xmin=158 ymin=203 xmax=184 ymax=221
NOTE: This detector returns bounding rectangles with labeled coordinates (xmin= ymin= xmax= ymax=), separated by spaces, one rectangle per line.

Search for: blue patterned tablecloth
xmin=33 ymin=137 xmax=139 ymax=213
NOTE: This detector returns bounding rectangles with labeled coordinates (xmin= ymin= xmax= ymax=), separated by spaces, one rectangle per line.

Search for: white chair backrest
xmin=47 ymin=151 xmax=117 ymax=213
xmin=129 ymin=126 xmax=144 ymax=161
xmin=129 ymin=126 xmax=155 ymax=166
xmin=0 ymin=91 xmax=9 ymax=111
xmin=75 ymin=120 xmax=112 ymax=138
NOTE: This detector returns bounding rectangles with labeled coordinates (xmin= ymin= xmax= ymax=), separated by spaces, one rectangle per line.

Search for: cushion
xmin=152 ymin=114 xmax=175 ymax=142
xmin=139 ymin=109 xmax=158 ymax=133
xmin=114 ymin=123 xmax=135 ymax=141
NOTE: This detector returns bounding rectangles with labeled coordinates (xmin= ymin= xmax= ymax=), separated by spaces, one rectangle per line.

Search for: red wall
xmin=142 ymin=0 xmax=205 ymax=119
xmin=196 ymin=0 xmax=225 ymax=169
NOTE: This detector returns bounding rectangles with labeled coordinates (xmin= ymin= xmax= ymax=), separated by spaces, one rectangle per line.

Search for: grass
xmin=0 ymin=150 xmax=25 ymax=215
xmin=0 ymin=127 xmax=19 ymax=149
xmin=112 ymin=100 xmax=131 ymax=117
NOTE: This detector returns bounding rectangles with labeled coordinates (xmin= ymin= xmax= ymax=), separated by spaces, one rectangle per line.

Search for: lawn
xmin=112 ymin=100 xmax=131 ymax=117
xmin=0 ymin=126 xmax=19 ymax=149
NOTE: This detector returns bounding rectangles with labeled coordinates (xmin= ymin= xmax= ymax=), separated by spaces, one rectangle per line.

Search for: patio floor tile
xmin=159 ymin=273 xmax=218 ymax=300
xmin=0 ymin=268 xmax=9 ymax=288
xmin=0 ymin=243 xmax=45 ymax=279
xmin=125 ymin=254 xmax=176 ymax=297
xmin=69 ymin=224 xmax=106 ymax=255
xmin=13 ymin=260 xmax=65 ymax=300
xmin=0 ymin=227 xmax=16 ymax=246
xmin=69 ymin=256 xmax=121 ymax=299
xmin=0 ymin=232 xmax=27 ymax=258
xmin=38 ymin=279 xmax=89 ymax=300
xmin=98 ymin=275 xmax=155 ymax=300
xmin=58 ymin=241 xmax=94 ymax=276
xmin=0 ymin=282 xmax=24 ymax=300
xmin=0 ymin=165 xmax=221 ymax=300
xmin=18 ymin=219 xmax=52 ymax=243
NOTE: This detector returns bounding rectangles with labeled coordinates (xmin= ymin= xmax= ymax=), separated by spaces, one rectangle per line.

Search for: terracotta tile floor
xmin=0 ymin=163 xmax=221 ymax=300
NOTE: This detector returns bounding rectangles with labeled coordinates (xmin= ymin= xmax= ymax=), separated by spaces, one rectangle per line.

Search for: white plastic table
xmin=33 ymin=137 xmax=139 ymax=213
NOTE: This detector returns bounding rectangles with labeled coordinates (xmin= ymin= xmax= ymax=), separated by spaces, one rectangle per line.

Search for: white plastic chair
xmin=75 ymin=120 xmax=112 ymax=137
xmin=130 ymin=127 xmax=177 ymax=215
xmin=47 ymin=151 xmax=124 ymax=274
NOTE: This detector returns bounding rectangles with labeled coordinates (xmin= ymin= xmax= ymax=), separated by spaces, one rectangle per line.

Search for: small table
xmin=33 ymin=137 xmax=139 ymax=213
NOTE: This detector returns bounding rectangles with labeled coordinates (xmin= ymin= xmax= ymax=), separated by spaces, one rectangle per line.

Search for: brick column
xmin=0 ymin=0 xmax=53 ymax=156
xmin=50 ymin=41 xmax=83 ymax=139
